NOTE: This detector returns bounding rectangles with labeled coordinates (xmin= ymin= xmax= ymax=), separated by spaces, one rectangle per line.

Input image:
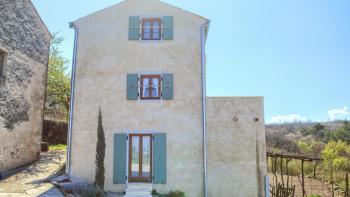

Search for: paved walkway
xmin=0 ymin=150 xmax=66 ymax=197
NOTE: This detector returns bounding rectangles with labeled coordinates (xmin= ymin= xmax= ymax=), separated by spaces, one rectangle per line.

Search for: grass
xmin=49 ymin=144 xmax=67 ymax=151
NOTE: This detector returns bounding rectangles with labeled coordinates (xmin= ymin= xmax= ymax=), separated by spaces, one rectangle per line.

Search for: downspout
xmin=66 ymin=22 xmax=78 ymax=178
xmin=201 ymin=20 xmax=209 ymax=197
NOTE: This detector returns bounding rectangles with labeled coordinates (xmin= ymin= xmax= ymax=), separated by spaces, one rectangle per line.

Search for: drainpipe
xmin=66 ymin=22 xmax=78 ymax=178
xmin=201 ymin=20 xmax=210 ymax=197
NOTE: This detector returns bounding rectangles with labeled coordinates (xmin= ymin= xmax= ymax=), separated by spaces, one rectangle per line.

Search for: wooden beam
xmin=267 ymin=151 xmax=323 ymax=162
xmin=301 ymin=160 xmax=305 ymax=197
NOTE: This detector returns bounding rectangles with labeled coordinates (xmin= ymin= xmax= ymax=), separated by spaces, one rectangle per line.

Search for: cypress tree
xmin=95 ymin=106 xmax=105 ymax=189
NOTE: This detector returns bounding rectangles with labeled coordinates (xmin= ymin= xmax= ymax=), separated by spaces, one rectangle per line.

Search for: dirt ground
xmin=0 ymin=150 xmax=66 ymax=197
xmin=268 ymin=173 xmax=342 ymax=197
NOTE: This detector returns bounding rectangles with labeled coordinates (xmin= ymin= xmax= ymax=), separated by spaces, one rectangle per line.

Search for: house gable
xmin=29 ymin=0 xmax=52 ymax=41
xmin=0 ymin=0 xmax=51 ymax=65
xmin=73 ymin=0 xmax=208 ymax=27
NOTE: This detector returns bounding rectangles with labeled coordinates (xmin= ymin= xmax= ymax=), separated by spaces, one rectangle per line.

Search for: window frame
xmin=140 ymin=74 xmax=162 ymax=100
xmin=141 ymin=18 xmax=162 ymax=41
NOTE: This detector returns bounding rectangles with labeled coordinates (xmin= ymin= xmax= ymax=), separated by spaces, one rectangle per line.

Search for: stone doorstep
xmin=125 ymin=183 xmax=152 ymax=197
xmin=126 ymin=183 xmax=152 ymax=189
xmin=125 ymin=191 xmax=152 ymax=195
xmin=126 ymin=187 xmax=153 ymax=191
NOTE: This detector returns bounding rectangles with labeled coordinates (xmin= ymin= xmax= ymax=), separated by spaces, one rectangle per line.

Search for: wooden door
xmin=129 ymin=134 xmax=152 ymax=182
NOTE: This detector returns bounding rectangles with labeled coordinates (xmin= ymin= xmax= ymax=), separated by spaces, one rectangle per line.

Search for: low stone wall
xmin=42 ymin=119 xmax=68 ymax=145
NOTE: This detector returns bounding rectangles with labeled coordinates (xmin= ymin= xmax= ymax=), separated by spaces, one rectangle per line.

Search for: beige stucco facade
xmin=69 ymin=0 xmax=267 ymax=196
xmin=207 ymin=97 xmax=267 ymax=197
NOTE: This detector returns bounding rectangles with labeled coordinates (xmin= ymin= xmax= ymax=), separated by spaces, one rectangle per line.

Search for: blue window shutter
xmin=129 ymin=16 xmax=140 ymax=40
xmin=127 ymin=74 xmax=139 ymax=100
xmin=162 ymin=73 xmax=173 ymax=100
xmin=162 ymin=16 xmax=173 ymax=40
xmin=113 ymin=133 xmax=127 ymax=184
xmin=153 ymin=133 xmax=167 ymax=184
xmin=265 ymin=176 xmax=270 ymax=197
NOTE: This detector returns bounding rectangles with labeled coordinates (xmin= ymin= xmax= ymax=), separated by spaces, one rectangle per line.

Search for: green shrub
xmin=151 ymin=189 xmax=186 ymax=197
xmin=152 ymin=189 xmax=160 ymax=195
xmin=168 ymin=190 xmax=186 ymax=197
xmin=80 ymin=185 xmax=105 ymax=197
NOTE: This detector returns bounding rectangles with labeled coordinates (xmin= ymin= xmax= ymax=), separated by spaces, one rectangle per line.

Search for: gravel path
xmin=0 ymin=150 xmax=66 ymax=197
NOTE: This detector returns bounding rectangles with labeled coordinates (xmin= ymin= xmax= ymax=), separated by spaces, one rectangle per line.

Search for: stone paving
xmin=0 ymin=150 xmax=66 ymax=197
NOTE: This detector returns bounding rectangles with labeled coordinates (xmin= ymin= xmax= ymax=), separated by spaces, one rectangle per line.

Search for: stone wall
xmin=0 ymin=0 xmax=50 ymax=65
xmin=207 ymin=97 xmax=267 ymax=197
xmin=0 ymin=0 xmax=50 ymax=172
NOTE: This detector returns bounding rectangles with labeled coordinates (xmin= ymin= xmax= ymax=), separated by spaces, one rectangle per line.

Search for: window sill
xmin=137 ymin=40 xmax=166 ymax=43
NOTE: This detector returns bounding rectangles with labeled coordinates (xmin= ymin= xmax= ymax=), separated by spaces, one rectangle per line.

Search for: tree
xmin=322 ymin=141 xmax=350 ymax=169
xmin=297 ymin=140 xmax=324 ymax=157
xmin=45 ymin=33 xmax=71 ymax=120
xmin=95 ymin=107 xmax=106 ymax=189
xmin=327 ymin=121 xmax=350 ymax=143
xmin=322 ymin=141 xmax=350 ymax=195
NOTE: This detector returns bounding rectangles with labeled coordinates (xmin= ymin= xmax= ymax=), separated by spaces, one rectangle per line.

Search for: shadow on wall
xmin=0 ymin=56 xmax=33 ymax=130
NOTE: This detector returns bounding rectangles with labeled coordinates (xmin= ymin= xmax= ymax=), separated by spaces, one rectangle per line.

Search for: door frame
xmin=128 ymin=133 xmax=153 ymax=183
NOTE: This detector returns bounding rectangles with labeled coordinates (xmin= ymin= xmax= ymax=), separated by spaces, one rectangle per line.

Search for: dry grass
xmin=268 ymin=173 xmax=342 ymax=197
xmin=49 ymin=144 xmax=67 ymax=151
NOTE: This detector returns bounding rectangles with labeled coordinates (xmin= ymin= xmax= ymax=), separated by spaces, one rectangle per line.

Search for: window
xmin=0 ymin=50 xmax=6 ymax=77
xmin=142 ymin=18 xmax=161 ymax=40
xmin=140 ymin=75 xmax=161 ymax=99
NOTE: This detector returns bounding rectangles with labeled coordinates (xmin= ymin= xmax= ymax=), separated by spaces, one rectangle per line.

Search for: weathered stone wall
xmin=0 ymin=0 xmax=50 ymax=172
xmin=0 ymin=0 xmax=50 ymax=65
xmin=207 ymin=97 xmax=267 ymax=197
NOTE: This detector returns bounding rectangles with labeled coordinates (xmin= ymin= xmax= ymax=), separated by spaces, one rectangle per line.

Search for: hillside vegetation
xmin=267 ymin=121 xmax=350 ymax=157
xmin=266 ymin=121 xmax=350 ymax=196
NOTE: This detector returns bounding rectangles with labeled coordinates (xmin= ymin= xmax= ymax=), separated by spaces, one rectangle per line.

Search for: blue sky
xmin=32 ymin=0 xmax=350 ymax=123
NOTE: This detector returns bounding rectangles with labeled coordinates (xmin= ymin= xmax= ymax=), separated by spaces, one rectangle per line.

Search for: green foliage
xmin=297 ymin=140 xmax=324 ymax=157
xmin=300 ymin=123 xmax=328 ymax=140
xmin=268 ymin=121 xmax=350 ymax=195
xmin=307 ymin=195 xmax=322 ymax=197
xmin=80 ymin=185 xmax=105 ymax=197
xmin=95 ymin=107 xmax=106 ymax=189
xmin=327 ymin=122 xmax=350 ymax=143
xmin=152 ymin=190 xmax=186 ymax=197
xmin=267 ymin=131 xmax=299 ymax=153
xmin=46 ymin=33 xmax=71 ymax=120
xmin=297 ymin=141 xmax=312 ymax=154
xmin=152 ymin=189 xmax=160 ymax=195
xmin=322 ymin=140 xmax=350 ymax=171
xmin=168 ymin=190 xmax=186 ymax=197
xmin=49 ymin=144 xmax=67 ymax=150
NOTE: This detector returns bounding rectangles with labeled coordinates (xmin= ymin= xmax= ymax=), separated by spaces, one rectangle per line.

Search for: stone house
xmin=67 ymin=0 xmax=267 ymax=196
xmin=0 ymin=0 xmax=51 ymax=174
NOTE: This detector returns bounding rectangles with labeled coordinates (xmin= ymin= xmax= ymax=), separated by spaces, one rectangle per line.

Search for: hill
xmin=266 ymin=121 xmax=349 ymax=156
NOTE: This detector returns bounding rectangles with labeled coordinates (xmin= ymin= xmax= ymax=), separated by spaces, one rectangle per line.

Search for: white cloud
xmin=269 ymin=114 xmax=308 ymax=124
xmin=327 ymin=106 xmax=350 ymax=121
